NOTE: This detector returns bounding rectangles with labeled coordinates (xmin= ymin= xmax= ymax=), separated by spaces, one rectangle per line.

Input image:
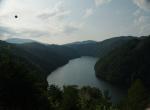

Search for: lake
xmin=47 ymin=56 xmax=126 ymax=103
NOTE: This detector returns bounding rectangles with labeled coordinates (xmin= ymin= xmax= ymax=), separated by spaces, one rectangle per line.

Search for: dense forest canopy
xmin=95 ymin=36 xmax=150 ymax=87
xmin=0 ymin=44 xmax=50 ymax=110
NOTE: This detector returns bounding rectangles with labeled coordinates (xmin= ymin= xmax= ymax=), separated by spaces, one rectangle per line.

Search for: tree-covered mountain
xmin=95 ymin=36 xmax=150 ymax=87
xmin=2 ymin=36 xmax=135 ymax=76
xmin=0 ymin=43 xmax=117 ymax=110
xmin=1 ymin=36 xmax=150 ymax=110
xmin=96 ymin=36 xmax=135 ymax=58
xmin=64 ymin=41 xmax=99 ymax=56
xmin=0 ymin=42 xmax=51 ymax=110
xmin=64 ymin=37 xmax=134 ymax=57
xmin=16 ymin=42 xmax=79 ymax=75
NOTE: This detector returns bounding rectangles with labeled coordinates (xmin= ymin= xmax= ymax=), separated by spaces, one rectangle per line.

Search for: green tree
xmin=122 ymin=79 xmax=148 ymax=110
xmin=79 ymin=86 xmax=102 ymax=110
xmin=61 ymin=85 xmax=79 ymax=110
xmin=48 ymin=85 xmax=62 ymax=109
xmin=79 ymin=86 xmax=111 ymax=110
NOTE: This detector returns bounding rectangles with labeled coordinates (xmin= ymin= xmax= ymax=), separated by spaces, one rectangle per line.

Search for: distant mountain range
xmin=2 ymin=36 xmax=136 ymax=76
xmin=65 ymin=40 xmax=97 ymax=46
xmin=6 ymin=38 xmax=36 ymax=44
xmin=2 ymin=36 xmax=150 ymax=88
xmin=6 ymin=38 xmax=97 ymax=45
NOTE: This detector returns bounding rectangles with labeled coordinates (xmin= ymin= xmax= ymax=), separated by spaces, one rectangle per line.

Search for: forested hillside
xmin=64 ymin=36 xmax=135 ymax=57
xmin=95 ymin=36 xmax=150 ymax=87
xmin=3 ymin=36 xmax=135 ymax=76
xmin=96 ymin=36 xmax=135 ymax=58
xmin=0 ymin=44 xmax=116 ymax=110
xmin=0 ymin=43 xmax=50 ymax=110
xmin=16 ymin=42 xmax=79 ymax=75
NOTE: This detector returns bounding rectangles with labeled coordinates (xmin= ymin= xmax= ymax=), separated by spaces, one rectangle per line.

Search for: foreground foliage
xmin=48 ymin=80 xmax=149 ymax=110
xmin=0 ymin=46 xmax=50 ymax=110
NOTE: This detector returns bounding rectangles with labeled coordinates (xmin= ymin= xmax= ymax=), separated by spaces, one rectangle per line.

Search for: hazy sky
xmin=0 ymin=0 xmax=150 ymax=44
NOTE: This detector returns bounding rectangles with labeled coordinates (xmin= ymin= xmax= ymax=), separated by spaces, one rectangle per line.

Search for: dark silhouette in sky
xmin=15 ymin=15 xmax=18 ymax=19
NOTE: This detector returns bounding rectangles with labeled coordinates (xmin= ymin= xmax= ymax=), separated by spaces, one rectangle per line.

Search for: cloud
xmin=0 ymin=26 xmax=17 ymax=39
xmin=63 ymin=25 xmax=79 ymax=35
xmin=18 ymin=29 xmax=50 ymax=38
xmin=133 ymin=9 xmax=142 ymax=16
xmin=133 ymin=0 xmax=150 ymax=11
xmin=0 ymin=0 xmax=2 ymax=4
xmin=0 ymin=0 xmax=3 ymax=8
xmin=0 ymin=0 xmax=93 ymax=44
xmin=134 ymin=16 xmax=148 ymax=24
xmin=83 ymin=8 xmax=93 ymax=18
xmin=61 ymin=22 xmax=84 ymax=35
xmin=134 ymin=15 xmax=150 ymax=35
xmin=94 ymin=0 xmax=112 ymax=6
xmin=0 ymin=25 xmax=50 ymax=40
xmin=37 ymin=1 xmax=71 ymax=20
xmin=0 ymin=0 xmax=77 ymax=40
xmin=38 ymin=10 xmax=71 ymax=20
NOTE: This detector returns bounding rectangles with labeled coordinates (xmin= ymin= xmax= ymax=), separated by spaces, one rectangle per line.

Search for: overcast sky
xmin=0 ymin=0 xmax=150 ymax=44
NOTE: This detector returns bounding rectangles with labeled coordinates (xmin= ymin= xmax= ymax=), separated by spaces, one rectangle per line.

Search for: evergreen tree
xmin=122 ymin=79 xmax=148 ymax=110
xmin=61 ymin=86 xmax=79 ymax=110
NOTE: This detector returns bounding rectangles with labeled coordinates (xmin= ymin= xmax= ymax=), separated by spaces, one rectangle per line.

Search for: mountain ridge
xmin=6 ymin=38 xmax=36 ymax=44
xmin=1 ymin=36 xmax=136 ymax=76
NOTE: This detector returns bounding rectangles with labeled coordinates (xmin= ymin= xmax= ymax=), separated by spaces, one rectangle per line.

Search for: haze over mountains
xmin=6 ymin=38 xmax=35 ymax=44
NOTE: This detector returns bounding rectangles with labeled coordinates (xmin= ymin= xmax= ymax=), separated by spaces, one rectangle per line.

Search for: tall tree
xmin=122 ymin=79 xmax=148 ymax=110
xmin=61 ymin=86 xmax=79 ymax=110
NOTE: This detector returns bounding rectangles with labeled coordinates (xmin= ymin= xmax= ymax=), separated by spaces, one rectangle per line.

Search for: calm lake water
xmin=47 ymin=56 xmax=126 ymax=103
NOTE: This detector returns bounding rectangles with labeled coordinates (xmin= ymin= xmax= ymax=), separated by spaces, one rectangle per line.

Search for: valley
xmin=0 ymin=35 xmax=150 ymax=110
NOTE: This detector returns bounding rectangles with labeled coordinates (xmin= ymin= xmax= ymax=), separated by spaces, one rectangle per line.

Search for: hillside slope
xmin=65 ymin=37 xmax=135 ymax=57
xmin=95 ymin=36 xmax=150 ymax=86
xmin=96 ymin=36 xmax=135 ymax=57
xmin=17 ymin=42 xmax=76 ymax=75
xmin=0 ymin=41 xmax=75 ymax=76
xmin=0 ymin=43 xmax=50 ymax=110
